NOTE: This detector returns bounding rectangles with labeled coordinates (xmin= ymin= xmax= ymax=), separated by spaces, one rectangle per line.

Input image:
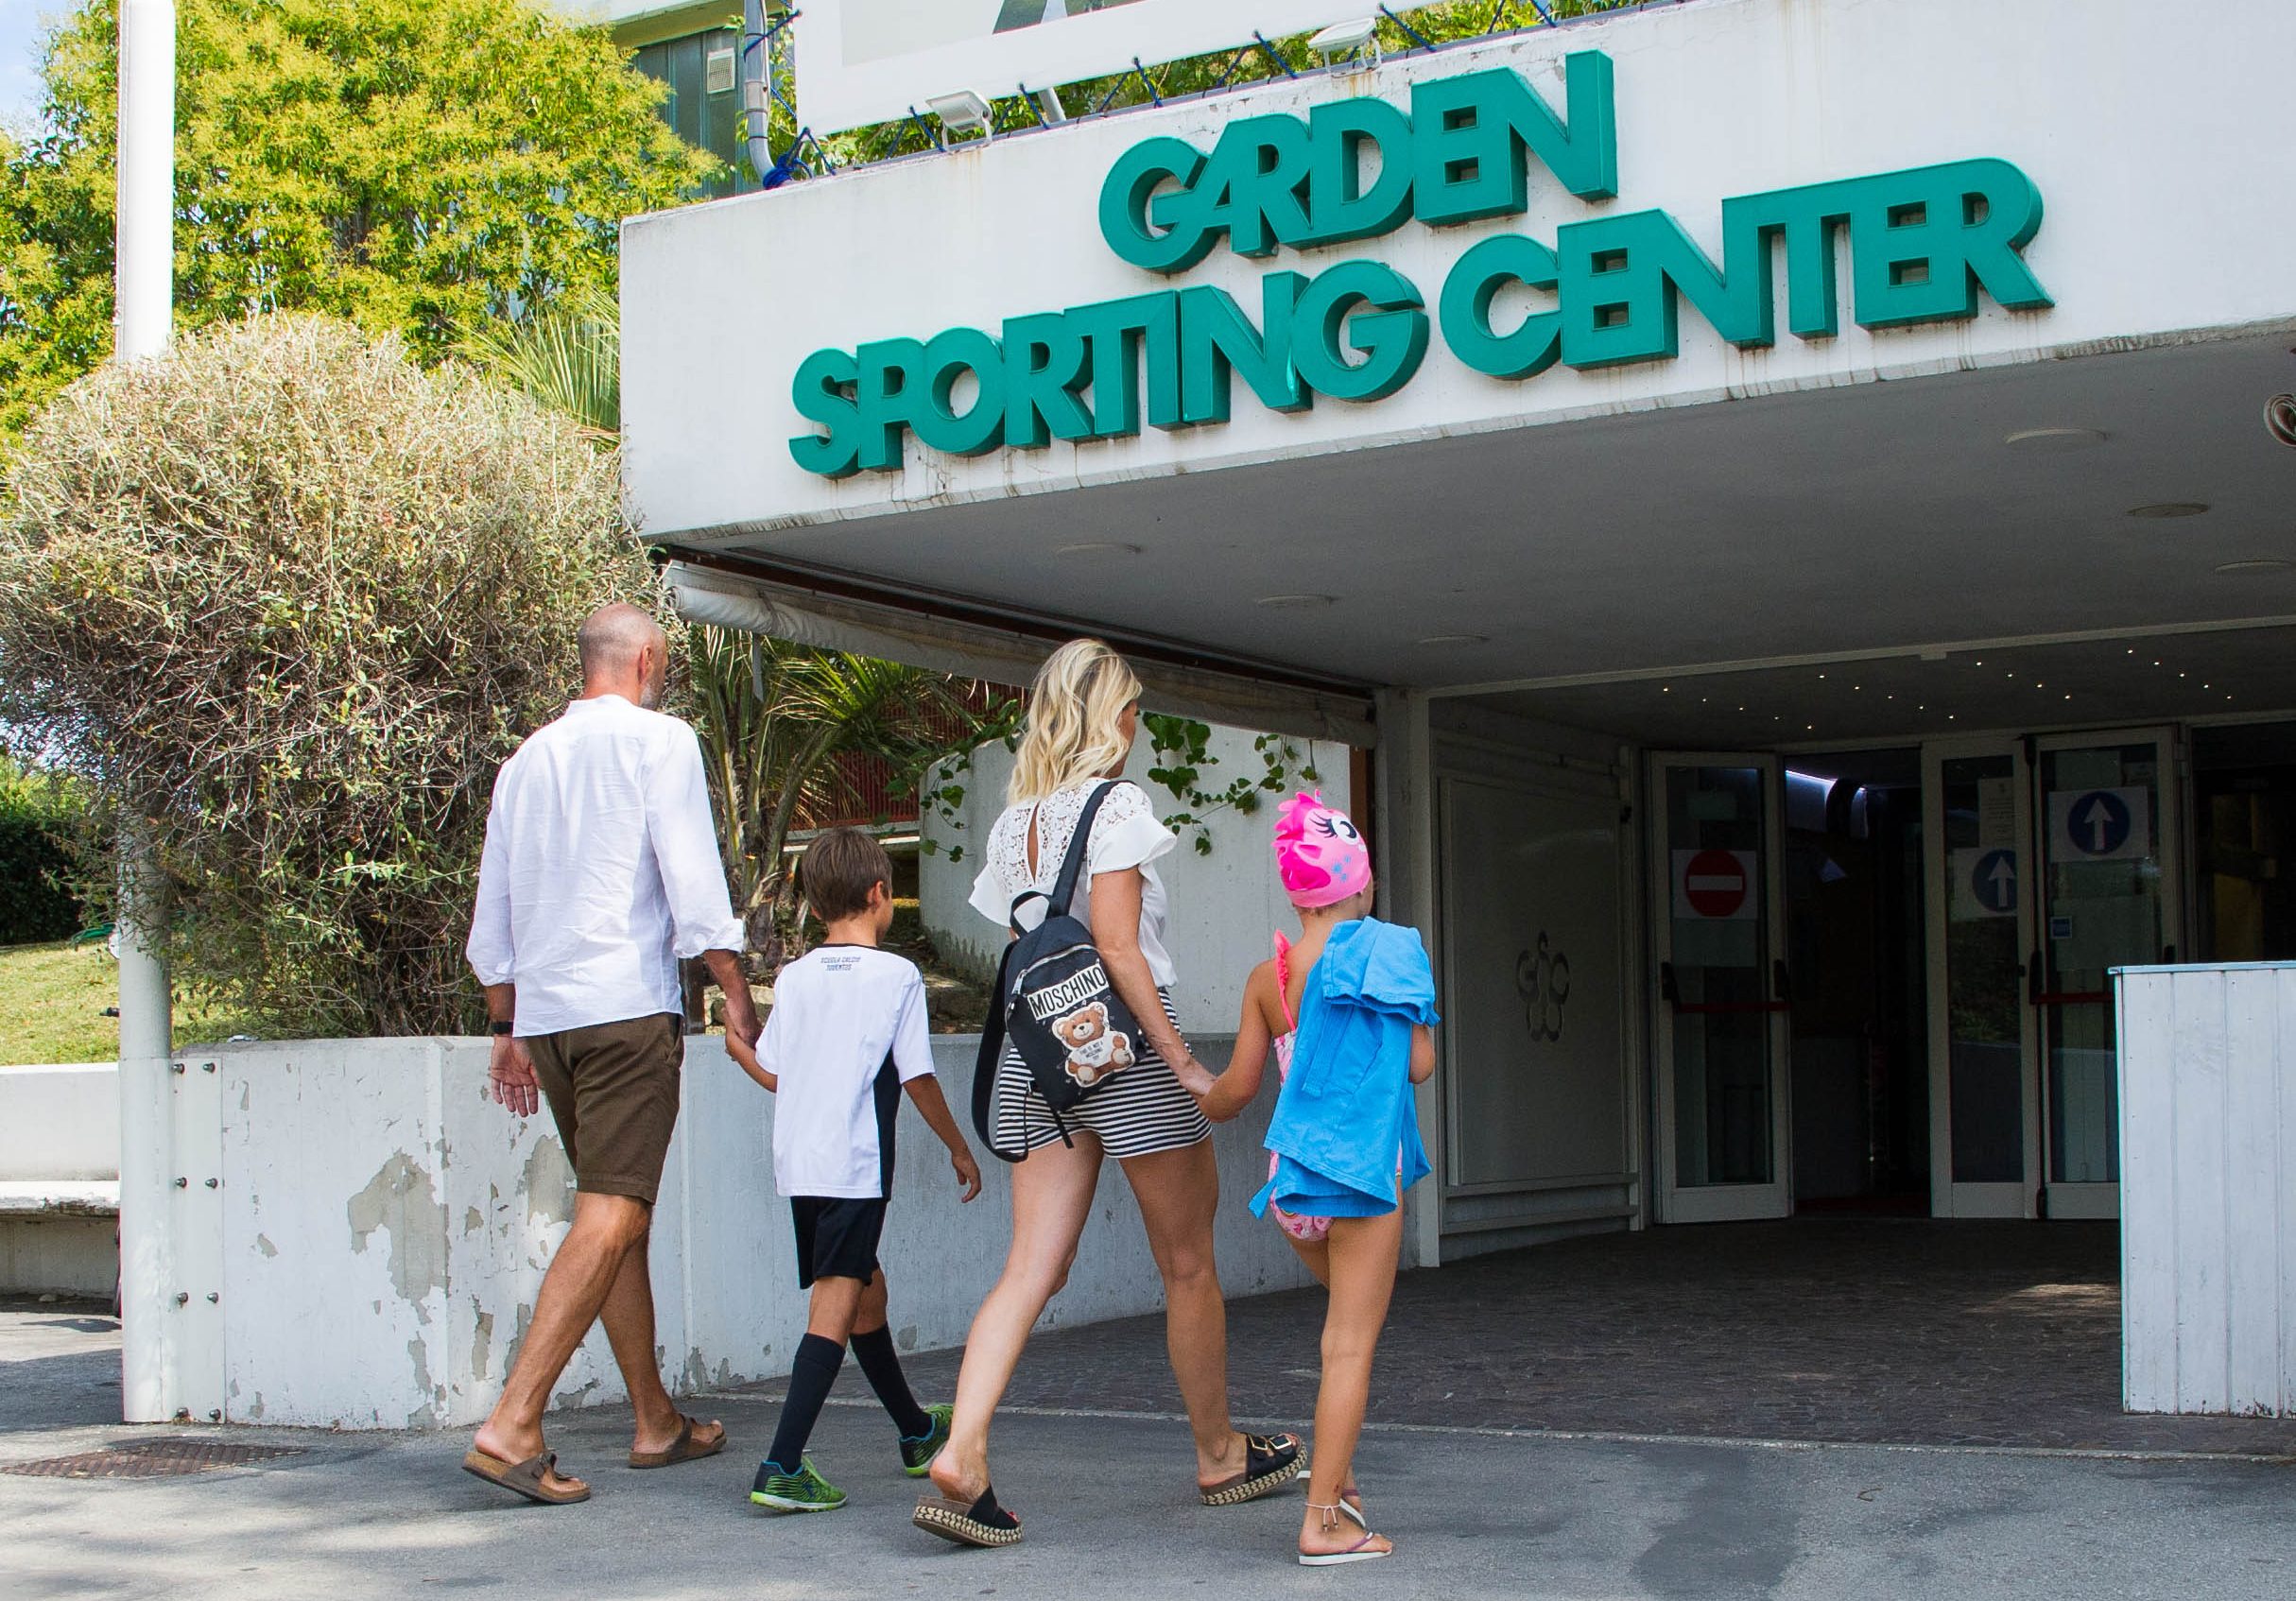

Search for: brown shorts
xmin=527 ymin=1013 xmax=684 ymax=1205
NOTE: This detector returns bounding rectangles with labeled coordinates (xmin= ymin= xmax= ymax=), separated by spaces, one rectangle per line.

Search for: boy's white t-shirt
xmin=761 ymin=944 xmax=936 ymax=1199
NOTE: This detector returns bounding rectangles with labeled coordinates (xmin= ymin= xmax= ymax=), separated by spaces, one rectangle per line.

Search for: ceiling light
xmin=1255 ymin=593 xmax=1336 ymax=609
xmin=2004 ymin=427 xmax=2108 ymax=451
xmin=1416 ymin=632 xmax=1488 ymax=646
xmin=1054 ymin=541 xmax=1141 ymax=558
xmin=2215 ymin=559 xmax=2294 ymax=576
xmin=2126 ymin=502 xmax=2210 ymax=519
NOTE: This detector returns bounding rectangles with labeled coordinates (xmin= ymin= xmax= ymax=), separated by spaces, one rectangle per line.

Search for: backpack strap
xmin=972 ymin=938 xmax=1025 ymax=1162
xmin=1048 ymin=780 xmax=1123 ymax=919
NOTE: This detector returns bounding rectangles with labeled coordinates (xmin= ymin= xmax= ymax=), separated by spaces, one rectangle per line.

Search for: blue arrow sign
xmin=2068 ymin=789 xmax=2132 ymax=856
xmin=1973 ymin=848 xmax=2017 ymax=914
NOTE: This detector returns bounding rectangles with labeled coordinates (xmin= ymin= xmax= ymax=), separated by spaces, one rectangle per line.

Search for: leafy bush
xmin=0 ymin=756 xmax=85 ymax=945
xmin=0 ymin=315 xmax=658 ymax=1035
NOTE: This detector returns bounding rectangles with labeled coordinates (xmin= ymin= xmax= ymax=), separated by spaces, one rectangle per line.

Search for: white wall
xmin=0 ymin=1063 xmax=119 ymax=1181
xmin=2119 ymin=964 xmax=2296 ymax=1418
xmin=624 ymin=0 xmax=2296 ymax=542
xmin=190 ymin=1032 xmax=1307 ymax=1429
xmin=0 ymin=1063 xmax=120 ymax=1297
xmin=920 ymin=724 xmax=1355 ymax=1033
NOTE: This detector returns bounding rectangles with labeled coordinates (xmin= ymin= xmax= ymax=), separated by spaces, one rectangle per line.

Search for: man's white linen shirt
xmin=466 ymin=695 xmax=745 ymax=1037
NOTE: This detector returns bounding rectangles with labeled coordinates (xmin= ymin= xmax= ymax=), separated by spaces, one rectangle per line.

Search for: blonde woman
xmin=914 ymin=639 xmax=1303 ymax=1548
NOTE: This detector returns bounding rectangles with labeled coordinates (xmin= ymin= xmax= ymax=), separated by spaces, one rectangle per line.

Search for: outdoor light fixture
xmin=1307 ymin=17 xmax=1380 ymax=73
xmin=925 ymin=89 xmax=994 ymax=144
xmin=1255 ymin=593 xmax=1337 ymax=609
xmin=1054 ymin=541 xmax=1141 ymax=557
xmin=1417 ymin=633 xmax=1488 ymax=646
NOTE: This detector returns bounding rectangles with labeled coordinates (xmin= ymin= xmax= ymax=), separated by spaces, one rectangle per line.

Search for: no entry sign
xmin=1672 ymin=849 xmax=1757 ymax=921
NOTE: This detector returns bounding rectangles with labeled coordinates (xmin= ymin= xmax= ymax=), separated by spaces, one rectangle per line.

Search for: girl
xmin=1196 ymin=791 xmax=1438 ymax=1567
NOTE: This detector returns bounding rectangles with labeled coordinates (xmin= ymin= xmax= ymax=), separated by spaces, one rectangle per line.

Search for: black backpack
xmin=971 ymin=781 xmax=1148 ymax=1162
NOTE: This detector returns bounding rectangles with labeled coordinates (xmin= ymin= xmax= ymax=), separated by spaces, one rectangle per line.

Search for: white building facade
xmin=616 ymin=0 xmax=2296 ymax=1265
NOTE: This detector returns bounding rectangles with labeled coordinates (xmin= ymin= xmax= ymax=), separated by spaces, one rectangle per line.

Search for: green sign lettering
xmin=790 ymin=54 xmax=2051 ymax=477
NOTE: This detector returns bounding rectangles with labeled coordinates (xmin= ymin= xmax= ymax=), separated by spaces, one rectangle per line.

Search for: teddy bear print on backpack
xmin=1052 ymin=1001 xmax=1135 ymax=1088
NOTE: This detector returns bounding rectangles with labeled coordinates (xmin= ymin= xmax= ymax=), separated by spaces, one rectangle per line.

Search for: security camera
xmin=2268 ymin=393 xmax=2296 ymax=449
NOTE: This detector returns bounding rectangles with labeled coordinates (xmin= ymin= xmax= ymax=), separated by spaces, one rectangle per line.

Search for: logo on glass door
xmin=1516 ymin=933 xmax=1571 ymax=1042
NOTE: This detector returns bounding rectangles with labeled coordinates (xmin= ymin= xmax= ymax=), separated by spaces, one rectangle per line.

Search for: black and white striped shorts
xmin=993 ymin=989 xmax=1211 ymax=1161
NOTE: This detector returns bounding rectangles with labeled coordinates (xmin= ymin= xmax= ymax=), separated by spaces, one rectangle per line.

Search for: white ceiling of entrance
xmin=1482 ymin=625 xmax=2296 ymax=749
xmin=699 ymin=332 xmax=2296 ymax=732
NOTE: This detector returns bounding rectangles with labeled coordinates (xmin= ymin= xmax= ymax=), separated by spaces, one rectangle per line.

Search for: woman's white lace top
xmin=969 ymin=779 xmax=1179 ymax=989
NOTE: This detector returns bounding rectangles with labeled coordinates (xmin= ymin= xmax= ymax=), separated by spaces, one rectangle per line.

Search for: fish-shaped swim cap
xmin=1272 ymin=790 xmax=1372 ymax=909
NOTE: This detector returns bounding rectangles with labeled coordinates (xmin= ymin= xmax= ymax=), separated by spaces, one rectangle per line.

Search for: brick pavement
xmin=876 ymin=1219 xmax=2296 ymax=1455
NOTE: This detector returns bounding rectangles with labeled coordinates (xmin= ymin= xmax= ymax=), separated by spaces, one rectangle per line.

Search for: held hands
xmin=1171 ymin=1051 xmax=1219 ymax=1102
xmin=726 ymin=1029 xmax=778 ymax=1094
xmin=488 ymin=1034 xmax=540 ymax=1118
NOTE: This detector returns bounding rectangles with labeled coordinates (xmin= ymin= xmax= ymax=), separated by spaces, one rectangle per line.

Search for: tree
xmin=0 ymin=0 xmax=719 ymax=438
xmin=807 ymin=0 xmax=1642 ymax=165
xmin=465 ymin=296 xmax=1022 ymax=972
xmin=0 ymin=315 xmax=659 ymax=1036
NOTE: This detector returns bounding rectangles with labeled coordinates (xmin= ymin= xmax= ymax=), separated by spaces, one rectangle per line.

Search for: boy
xmin=726 ymin=828 xmax=983 ymax=1512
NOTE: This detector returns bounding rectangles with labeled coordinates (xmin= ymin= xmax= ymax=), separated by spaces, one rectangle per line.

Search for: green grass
xmin=0 ymin=941 xmax=255 ymax=1064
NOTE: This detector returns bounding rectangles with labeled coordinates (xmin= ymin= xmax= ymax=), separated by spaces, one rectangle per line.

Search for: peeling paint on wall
xmin=462 ymin=1207 xmax=483 ymax=1236
xmin=346 ymin=1151 xmax=450 ymax=1319
xmin=471 ymin=1309 xmax=494 ymax=1382
xmin=255 ymin=1233 xmax=277 ymax=1259
xmin=521 ymin=1138 xmax=574 ymax=1227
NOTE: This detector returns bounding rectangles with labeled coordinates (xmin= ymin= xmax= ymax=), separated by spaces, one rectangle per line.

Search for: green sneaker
xmin=750 ymin=1457 xmax=847 ymax=1512
xmin=900 ymin=1403 xmax=954 ymax=1478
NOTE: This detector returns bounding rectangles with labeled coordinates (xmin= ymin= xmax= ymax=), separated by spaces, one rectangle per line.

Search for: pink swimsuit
xmin=1267 ymin=932 xmax=1330 ymax=1244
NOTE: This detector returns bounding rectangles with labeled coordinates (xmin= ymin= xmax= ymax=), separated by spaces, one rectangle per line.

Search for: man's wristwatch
xmin=490 ymin=1021 xmax=514 ymax=1037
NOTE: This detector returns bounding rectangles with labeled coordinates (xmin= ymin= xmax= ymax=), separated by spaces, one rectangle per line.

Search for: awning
xmin=664 ymin=559 xmax=1380 ymax=747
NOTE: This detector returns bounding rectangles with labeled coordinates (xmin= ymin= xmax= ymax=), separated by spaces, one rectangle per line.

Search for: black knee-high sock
xmin=851 ymin=1325 xmax=932 ymax=1438
xmin=765 ymin=1333 xmax=845 ymax=1472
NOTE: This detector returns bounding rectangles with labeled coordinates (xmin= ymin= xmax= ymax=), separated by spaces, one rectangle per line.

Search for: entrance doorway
xmin=1922 ymin=729 xmax=2181 ymax=1219
xmin=1783 ymin=751 xmax=1929 ymax=1214
xmin=1651 ymin=728 xmax=2184 ymax=1224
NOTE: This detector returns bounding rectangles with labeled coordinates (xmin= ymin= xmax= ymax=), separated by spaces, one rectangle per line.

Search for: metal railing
xmin=736 ymin=0 xmax=1687 ymax=191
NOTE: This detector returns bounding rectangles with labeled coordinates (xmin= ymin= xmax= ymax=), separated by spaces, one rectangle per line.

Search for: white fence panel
xmin=2118 ymin=963 xmax=2296 ymax=1417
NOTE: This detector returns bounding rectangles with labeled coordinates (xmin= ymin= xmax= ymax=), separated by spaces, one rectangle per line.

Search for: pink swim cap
xmin=1272 ymin=791 xmax=1372 ymax=909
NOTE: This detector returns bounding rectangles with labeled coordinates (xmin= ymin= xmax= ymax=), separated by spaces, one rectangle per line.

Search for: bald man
xmin=462 ymin=602 xmax=762 ymax=1505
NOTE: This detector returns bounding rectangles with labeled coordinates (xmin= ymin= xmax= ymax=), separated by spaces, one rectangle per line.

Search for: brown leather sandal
xmin=628 ymin=1414 xmax=726 ymax=1469
xmin=461 ymin=1446 xmax=591 ymax=1506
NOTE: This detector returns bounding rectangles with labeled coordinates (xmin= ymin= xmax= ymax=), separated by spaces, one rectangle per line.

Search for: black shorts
xmin=790 ymin=1196 xmax=888 ymax=1289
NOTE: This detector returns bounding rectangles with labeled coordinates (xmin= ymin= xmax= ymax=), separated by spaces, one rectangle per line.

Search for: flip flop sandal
xmin=1339 ymin=1491 xmax=1368 ymax=1531
xmin=628 ymin=1414 xmax=725 ymax=1470
xmin=1299 ymin=1533 xmax=1393 ymax=1568
xmin=461 ymin=1447 xmax=591 ymax=1506
xmin=1198 ymin=1432 xmax=1304 ymax=1506
xmin=913 ymin=1484 xmax=1024 ymax=1548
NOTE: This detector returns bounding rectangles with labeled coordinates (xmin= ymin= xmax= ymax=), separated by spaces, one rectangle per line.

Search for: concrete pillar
xmin=114 ymin=0 xmax=179 ymax=1422
xmin=1372 ymin=688 xmax=1440 ymax=1271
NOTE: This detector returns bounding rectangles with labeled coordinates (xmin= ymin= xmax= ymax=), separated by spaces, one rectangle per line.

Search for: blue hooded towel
xmin=1249 ymin=917 xmax=1439 ymax=1222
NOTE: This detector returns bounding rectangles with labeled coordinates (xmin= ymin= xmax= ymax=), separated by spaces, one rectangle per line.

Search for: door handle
xmin=1771 ymin=959 xmax=1792 ymax=1006
xmin=1660 ymin=961 xmax=1679 ymax=1004
xmin=2028 ymin=949 xmax=2043 ymax=1007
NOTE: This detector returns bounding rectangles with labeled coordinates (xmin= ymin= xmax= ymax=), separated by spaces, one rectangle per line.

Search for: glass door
xmin=2031 ymin=729 xmax=2182 ymax=1220
xmin=1922 ymin=739 xmax=2041 ymax=1218
xmin=1650 ymin=755 xmax=1791 ymax=1222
